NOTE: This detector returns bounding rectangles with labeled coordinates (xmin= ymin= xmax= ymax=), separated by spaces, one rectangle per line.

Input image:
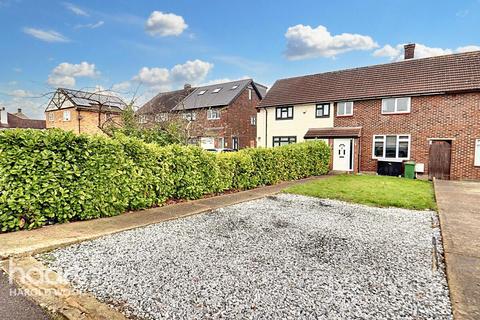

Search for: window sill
xmin=315 ymin=116 xmax=330 ymax=119
xmin=336 ymin=114 xmax=353 ymax=118
xmin=372 ymin=157 xmax=409 ymax=162
xmin=275 ymin=118 xmax=294 ymax=120
xmin=381 ymin=111 xmax=411 ymax=115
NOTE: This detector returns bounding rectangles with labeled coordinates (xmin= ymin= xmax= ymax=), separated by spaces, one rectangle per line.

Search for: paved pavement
xmin=434 ymin=179 xmax=480 ymax=320
xmin=0 ymin=270 xmax=50 ymax=320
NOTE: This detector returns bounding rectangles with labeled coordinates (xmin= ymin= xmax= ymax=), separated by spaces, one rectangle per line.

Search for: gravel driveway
xmin=41 ymin=194 xmax=452 ymax=319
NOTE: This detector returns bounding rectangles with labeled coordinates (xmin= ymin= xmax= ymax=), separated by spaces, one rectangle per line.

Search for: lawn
xmin=284 ymin=174 xmax=436 ymax=210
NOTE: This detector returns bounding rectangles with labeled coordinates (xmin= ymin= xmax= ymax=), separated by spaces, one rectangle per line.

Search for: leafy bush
xmin=0 ymin=129 xmax=330 ymax=232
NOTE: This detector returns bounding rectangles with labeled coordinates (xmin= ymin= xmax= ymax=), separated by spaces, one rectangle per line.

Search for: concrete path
xmin=435 ymin=179 xmax=480 ymax=320
xmin=0 ymin=270 xmax=51 ymax=320
xmin=0 ymin=176 xmax=328 ymax=258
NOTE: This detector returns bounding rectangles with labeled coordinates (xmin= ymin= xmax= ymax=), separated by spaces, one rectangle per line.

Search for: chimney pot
xmin=404 ymin=43 xmax=416 ymax=60
xmin=17 ymin=108 xmax=22 ymax=113
xmin=184 ymin=83 xmax=192 ymax=89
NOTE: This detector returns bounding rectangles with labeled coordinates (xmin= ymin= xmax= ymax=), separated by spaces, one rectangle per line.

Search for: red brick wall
xmin=334 ymin=92 xmax=480 ymax=180
xmin=46 ymin=108 xmax=120 ymax=135
xmin=188 ymin=87 xmax=260 ymax=149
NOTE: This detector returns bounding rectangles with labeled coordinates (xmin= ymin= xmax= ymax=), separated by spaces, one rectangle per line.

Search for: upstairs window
xmin=276 ymin=106 xmax=293 ymax=120
xmin=198 ymin=90 xmax=207 ymax=95
xmin=316 ymin=103 xmax=330 ymax=118
xmin=138 ymin=115 xmax=147 ymax=124
xmin=212 ymin=88 xmax=221 ymax=93
xmin=48 ymin=112 xmax=54 ymax=122
xmin=183 ymin=112 xmax=196 ymax=121
xmin=63 ymin=110 xmax=71 ymax=121
xmin=337 ymin=101 xmax=353 ymax=116
xmin=250 ymin=115 xmax=256 ymax=126
xmin=231 ymin=85 xmax=239 ymax=90
xmin=373 ymin=135 xmax=410 ymax=159
xmin=248 ymin=88 xmax=252 ymax=100
xmin=382 ymin=97 xmax=411 ymax=114
xmin=207 ymin=109 xmax=220 ymax=120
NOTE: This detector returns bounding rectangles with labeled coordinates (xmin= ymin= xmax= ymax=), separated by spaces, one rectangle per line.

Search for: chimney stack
xmin=404 ymin=43 xmax=416 ymax=60
xmin=17 ymin=108 xmax=22 ymax=113
xmin=0 ymin=107 xmax=8 ymax=125
xmin=184 ymin=83 xmax=192 ymax=89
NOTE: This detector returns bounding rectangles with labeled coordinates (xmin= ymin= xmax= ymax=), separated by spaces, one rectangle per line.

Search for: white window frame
xmin=183 ymin=112 xmax=196 ymax=121
xmin=231 ymin=85 xmax=239 ymax=90
xmin=381 ymin=97 xmax=411 ymax=114
xmin=372 ymin=134 xmax=411 ymax=160
xmin=63 ymin=110 xmax=71 ymax=121
xmin=198 ymin=90 xmax=207 ymax=95
xmin=475 ymin=139 xmax=480 ymax=166
xmin=250 ymin=115 xmax=256 ymax=126
xmin=248 ymin=88 xmax=252 ymax=100
xmin=138 ymin=115 xmax=147 ymax=124
xmin=207 ymin=109 xmax=220 ymax=120
xmin=337 ymin=101 xmax=353 ymax=116
xmin=48 ymin=112 xmax=54 ymax=122
xmin=212 ymin=88 xmax=221 ymax=93
xmin=155 ymin=113 xmax=168 ymax=122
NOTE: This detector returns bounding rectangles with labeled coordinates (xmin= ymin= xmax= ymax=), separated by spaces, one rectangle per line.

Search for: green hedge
xmin=0 ymin=129 xmax=330 ymax=232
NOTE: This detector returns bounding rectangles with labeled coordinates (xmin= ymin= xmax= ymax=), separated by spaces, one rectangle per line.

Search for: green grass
xmin=284 ymin=174 xmax=436 ymax=210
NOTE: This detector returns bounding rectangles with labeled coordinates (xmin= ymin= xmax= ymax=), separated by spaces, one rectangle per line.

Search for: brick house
xmin=257 ymin=45 xmax=480 ymax=180
xmin=139 ymin=79 xmax=267 ymax=149
xmin=45 ymin=88 xmax=126 ymax=135
xmin=0 ymin=107 xmax=46 ymax=129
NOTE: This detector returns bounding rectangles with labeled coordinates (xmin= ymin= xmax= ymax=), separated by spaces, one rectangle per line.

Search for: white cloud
xmin=112 ymin=81 xmax=131 ymax=92
xmin=374 ymin=43 xmax=480 ymax=61
xmin=133 ymin=59 xmax=213 ymax=89
xmin=134 ymin=67 xmax=170 ymax=86
xmin=47 ymin=61 xmax=98 ymax=88
xmin=145 ymin=11 xmax=187 ymax=37
xmin=75 ymin=21 xmax=104 ymax=29
xmin=10 ymin=89 xmax=31 ymax=97
xmin=23 ymin=27 xmax=69 ymax=43
xmin=284 ymin=24 xmax=378 ymax=60
xmin=63 ymin=2 xmax=88 ymax=16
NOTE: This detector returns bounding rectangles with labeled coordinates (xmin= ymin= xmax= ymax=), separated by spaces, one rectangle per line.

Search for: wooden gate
xmin=428 ymin=140 xmax=451 ymax=180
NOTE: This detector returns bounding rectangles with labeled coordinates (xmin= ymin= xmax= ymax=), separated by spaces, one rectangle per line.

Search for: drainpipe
xmin=264 ymin=107 xmax=268 ymax=147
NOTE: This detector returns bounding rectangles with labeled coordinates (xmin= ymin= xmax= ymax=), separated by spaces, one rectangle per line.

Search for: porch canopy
xmin=304 ymin=127 xmax=362 ymax=139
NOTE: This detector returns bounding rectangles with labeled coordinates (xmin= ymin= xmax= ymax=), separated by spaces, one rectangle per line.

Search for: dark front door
xmin=428 ymin=140 xmax=451 ymax=180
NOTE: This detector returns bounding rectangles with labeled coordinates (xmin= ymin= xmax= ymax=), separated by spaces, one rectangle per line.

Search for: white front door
xmin=333 ymin=138 xmax=353 ymax=171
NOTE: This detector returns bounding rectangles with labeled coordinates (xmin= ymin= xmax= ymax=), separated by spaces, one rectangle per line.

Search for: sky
xmin=0 ymin=0 xmax=479 ymax=119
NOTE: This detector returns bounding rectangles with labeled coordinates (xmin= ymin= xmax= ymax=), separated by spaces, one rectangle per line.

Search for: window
xmin=337 ymin=102 xmax=353 ymax=116
xmin=231 ymin=85 xmax=239 ymax=90
xmin=63 ymin=110 xmax=71 ymax=121
xmin=183 ymin=112 xmax=196 ymax=121
xmin=475 ymin=139 xmax=480 ymax=166
xmin=275 ymin=106 xmax=294 ymax=120
xmin=138 ymin=115 xmax=147 ymax=124
xmin=198 ymin=90 xmax=207 ymax=95
xmin=382 ymin=97 xmax=411 ymax=114
xmin=316 ymin=103 xmax=330 ymax=118
xmin=212 ymin=88 xmax=221 ymax=93
xmin=207 ymin=109 xmax=220 ymax=120
xmin=155 ymin=113 xmax=168 ymax=122
xmin=250 ymin=115 xmax=256 ymax=126
xmin=48 ymin=112 xmax=54 ymax=122
xmin=373 ymin=135 xmax=411 ymax=159
xmin=273 ymin=136 xmax=297 ymax=147
xmin=248 ymin=88 xmax=252 ymax=100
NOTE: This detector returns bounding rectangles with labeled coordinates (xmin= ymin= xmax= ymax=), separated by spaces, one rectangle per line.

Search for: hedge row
xmin=0 ymin=129 xmax=330 ymax=232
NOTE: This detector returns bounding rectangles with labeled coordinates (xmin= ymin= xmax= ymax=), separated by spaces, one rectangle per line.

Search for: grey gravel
xmin=40 ymin=194 xmax=452 ymax=320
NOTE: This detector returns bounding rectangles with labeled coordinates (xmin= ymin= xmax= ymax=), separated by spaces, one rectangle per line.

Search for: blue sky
xmin=0 ymin=0 xmax=479 ymax=118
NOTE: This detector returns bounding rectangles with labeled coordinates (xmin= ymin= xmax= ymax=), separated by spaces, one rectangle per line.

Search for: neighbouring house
xmin=136 ymin=84 xmax=195 ymax=127
xmin=45 ymin=88 xmax=127 ymax=135
xmin=258 ymin=44 xmax=480 ymax=180
xmin=139 ymin=79 xmax=267 ymax=149
xmin=0 ymin=107 xmax=46 ymax=130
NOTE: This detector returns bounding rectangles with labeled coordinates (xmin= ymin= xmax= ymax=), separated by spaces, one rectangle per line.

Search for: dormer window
xmin=382 ymin=97 xmax=411 ymax=114
xmin=212 ymin=88 xmax=221 ymax=93
xmin=198 ymin=90 xmax=207 ymax=95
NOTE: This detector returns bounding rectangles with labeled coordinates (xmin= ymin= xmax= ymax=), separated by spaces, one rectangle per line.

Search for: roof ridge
xmin=276 ymin=50 xmax=480 ymax=82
